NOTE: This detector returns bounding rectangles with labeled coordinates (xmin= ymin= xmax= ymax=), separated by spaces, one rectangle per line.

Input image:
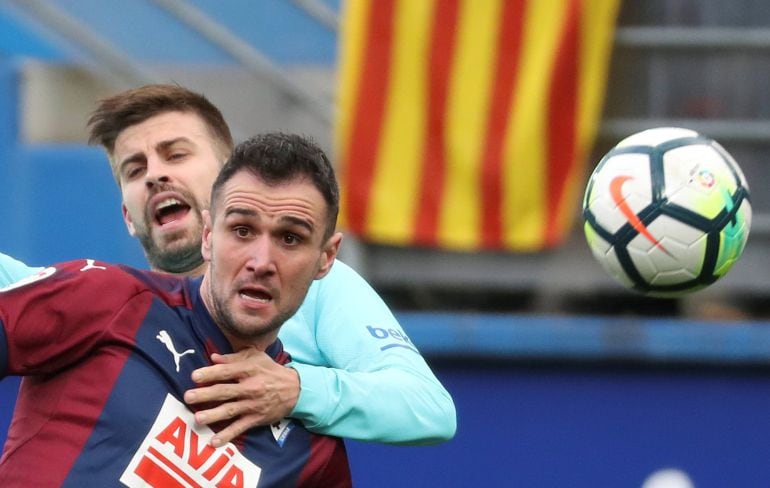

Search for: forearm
xmin=289 ymin=362 xmax=456 ymax=445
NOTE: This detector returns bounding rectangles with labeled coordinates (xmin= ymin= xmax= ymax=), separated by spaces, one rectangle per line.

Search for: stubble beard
xmin=206 ymin=262 xmax=302 ymax=348
xmin=135 ymin=188 xmax=207 ymax=275
xmin=138 ymin=225 xmax=204 ymax=275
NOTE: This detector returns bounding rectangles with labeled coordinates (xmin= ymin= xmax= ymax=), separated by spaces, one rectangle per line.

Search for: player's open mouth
xmin=154 ymin=197 xmax=191 ymax=226
xmin=239 ymin=288 xmax=272 ymax=304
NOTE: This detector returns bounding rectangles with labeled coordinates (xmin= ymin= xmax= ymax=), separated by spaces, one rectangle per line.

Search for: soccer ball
xmin=582 ymin=127 xmax=751 ymax=297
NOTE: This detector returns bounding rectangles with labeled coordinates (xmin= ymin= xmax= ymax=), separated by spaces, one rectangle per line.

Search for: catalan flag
xmin=335 ymin=0 xmax=620 ymax=251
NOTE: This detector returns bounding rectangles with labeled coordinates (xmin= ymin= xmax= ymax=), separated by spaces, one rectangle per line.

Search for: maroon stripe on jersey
xmin=296 ymin=436 xmax=351 ymax=487
xmin=120 ymin=265 xmax=192 ymax=308
xmin=0 ymin=262 xmax=154 ymax=485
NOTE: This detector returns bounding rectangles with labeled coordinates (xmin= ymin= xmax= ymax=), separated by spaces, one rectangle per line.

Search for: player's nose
xmin=245 ymin=237 xmax=277 ymax=276
xmin=144 ymin=156 xmax=171 ymax=188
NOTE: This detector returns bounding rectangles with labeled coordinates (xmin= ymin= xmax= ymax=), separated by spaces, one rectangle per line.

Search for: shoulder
xmin=294 ymin=258 xmax=394 ymax=327
xmin=0 ymin=260 xmax=176 ymax=308
xmin=298 ymin=259 xmax=372 ymax=316
xmin=1 ymin=259 xmax=131 ymax=294
xmin=0 ymin=260 xmax=154 ymax=363
xmin=117 ymin=266 xmax=193 ymax=307
xmin=314 ymin=259 xmax=370 ymax=291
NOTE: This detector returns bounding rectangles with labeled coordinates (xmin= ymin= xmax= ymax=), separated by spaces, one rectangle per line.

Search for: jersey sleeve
xmin=0 ymin=260 xmax=146 ymax=377
xmin=0 ymin=252 xmax=44 ymax=288
xmin=281 ymin=260 xmax=456 ymax=445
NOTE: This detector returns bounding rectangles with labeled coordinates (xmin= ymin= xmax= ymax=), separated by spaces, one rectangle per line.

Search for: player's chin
xmin=154 ymin=229 xmax=198 ymax=251
xmin=231 ymin=318 xmax=278 ymax=342
xmin=235 ymin=299 xmax=281 ymax=325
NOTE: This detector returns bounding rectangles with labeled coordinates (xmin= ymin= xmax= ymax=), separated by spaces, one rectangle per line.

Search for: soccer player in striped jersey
xmin=0 ymin=133 xmax=352 ymax=486
xmin=0 ymin=84 xmax=455 ymax=447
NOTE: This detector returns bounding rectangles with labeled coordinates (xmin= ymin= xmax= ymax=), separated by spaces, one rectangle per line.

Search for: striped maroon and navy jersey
xmin=0 ymin=259 xmax=351 ymax=487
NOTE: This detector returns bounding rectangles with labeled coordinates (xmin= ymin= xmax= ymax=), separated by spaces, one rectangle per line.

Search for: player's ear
xmin=122 ymin=203 xmax=137 ymax=236
xmin=201 ymin=209 xmax=213 ymax=262
xmin=315 ymin=231 xmax=342 ymax=280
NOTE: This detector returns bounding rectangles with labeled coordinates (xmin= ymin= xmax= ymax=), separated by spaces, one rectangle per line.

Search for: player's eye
xmin=234 ymin=226 xmax=252 ymax=238
xmin=124 ymin=165 xmax=145 ymax=180
xmin=282 ymin=233 xmax=302 ymax=246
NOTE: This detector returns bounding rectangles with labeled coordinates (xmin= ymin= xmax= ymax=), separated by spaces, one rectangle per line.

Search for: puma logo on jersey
xmin=157 ymin=330 xmax=195 ymax=372
xmin=121 ymin=394 xmax=262 ymax=488
xmin=80 ymin=259 xmax=107 ymax=272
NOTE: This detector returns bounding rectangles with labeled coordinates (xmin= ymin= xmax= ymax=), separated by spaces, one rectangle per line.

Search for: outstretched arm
xmin=284 ymin=261 xmax=455 ymax=444
xmin=0 ymin=252 xmax=43 ymax=288
xmin=186 ymin=260 xmax=456 ymax=445
xmin=289 ymin=361 xmax=454 ymax=445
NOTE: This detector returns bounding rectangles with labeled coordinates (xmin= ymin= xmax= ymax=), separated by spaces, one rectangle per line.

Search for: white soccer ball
xmin=582 ymin=127 xmax=752 ymax=297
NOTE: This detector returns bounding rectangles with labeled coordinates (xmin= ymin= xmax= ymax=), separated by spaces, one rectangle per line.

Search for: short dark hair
xmin=87 ymin=84 xmax=234 ymax=180
xmin=211 ymin=132 xmax=339 ymax=238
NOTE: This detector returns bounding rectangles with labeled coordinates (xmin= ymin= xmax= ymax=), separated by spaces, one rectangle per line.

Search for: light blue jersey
xmin=0 ymin=252 xmax=456 ymax=444
xmin=0 ymin=253 xmax=43 ymax=288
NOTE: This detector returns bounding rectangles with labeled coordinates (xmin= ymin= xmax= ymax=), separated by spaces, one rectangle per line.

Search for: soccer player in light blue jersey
xmin=1 ymin=84 xmax=455 ymax=447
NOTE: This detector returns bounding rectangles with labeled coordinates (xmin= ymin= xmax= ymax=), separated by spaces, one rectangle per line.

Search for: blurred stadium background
xmin=1 ymin=0 xmax=770 ymax=486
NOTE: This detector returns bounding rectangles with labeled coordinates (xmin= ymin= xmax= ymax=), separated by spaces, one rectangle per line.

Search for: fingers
xmin=183 ymin=350 xmax=300 ymax=446
xmin=184 ymin=383 xmax=247 ymax=405
xmin=191 ymin=363 xmax=239 ymax=384
xmin=191 ymin=349 xmax=271 ymax=384
xmin=193 ymin=400 xmax=262 ymax=427
xmin=209 ymin=415 xmax=271 ymax=447
xmin=209 ymin=346 xmax=260 ymax=365
xmin=197 ymin=402 xmax=284 ymax=429
xmin=192 ymin=401 xmax=285 ymax=447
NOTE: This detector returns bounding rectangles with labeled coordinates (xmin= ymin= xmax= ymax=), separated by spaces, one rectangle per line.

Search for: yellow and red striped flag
xmin=335 ymin=0 xmax=620 ymax=251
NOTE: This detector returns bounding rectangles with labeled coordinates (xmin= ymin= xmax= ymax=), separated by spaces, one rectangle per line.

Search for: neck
xmin=154 ymin=260 xmax=208 ymax=277
xmin=226 ymin=334 xmax=277 ymax=353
